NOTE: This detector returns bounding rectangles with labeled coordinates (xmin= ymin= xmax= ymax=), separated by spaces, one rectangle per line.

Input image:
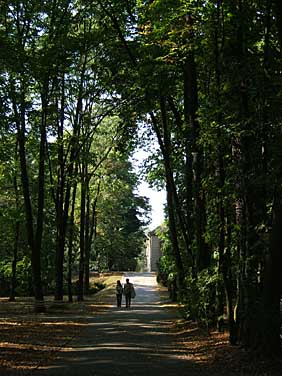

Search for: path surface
xmin=34 ymin=272 xmax=204 ymax=376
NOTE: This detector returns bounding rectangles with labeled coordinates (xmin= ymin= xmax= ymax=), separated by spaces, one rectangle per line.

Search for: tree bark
xmin=229 ymin=0 xmax=257 ymax=348
xmin=10 ymin=172 xmax=20 ymax=302
xmin=77 ymin=162 xmax=87 ymax=301
xmin=260 ymin=191 xmax=282 ymax=355
xmin=256 ymin=0 xmax=282 ymax=355
xmin=84 ymin=178 xmax=91 ymax=294
xmin=54 ymin=64 xmax=84 ymax=300
xmin=11 ymin=78 xmax=45 ymax=311
xmin=67 ymin=180 xmax=77 ymax=303
xmin=183 ymin=14 xmax=209 ymax=273
xmin=54 ymin=73 xmax=67 ymax=301
xmin=213 ymin=0 xmax=236 ymax=343
xmin=151 ymin=100 xmax=186 ymax=293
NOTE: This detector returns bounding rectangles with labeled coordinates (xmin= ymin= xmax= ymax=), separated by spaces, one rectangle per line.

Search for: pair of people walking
xmin=116 ymin=278 xmax=136 ymax=308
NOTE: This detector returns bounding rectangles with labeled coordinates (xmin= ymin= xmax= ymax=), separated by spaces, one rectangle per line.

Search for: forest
xmin=0 ymin=0 xmax=282 ymax=358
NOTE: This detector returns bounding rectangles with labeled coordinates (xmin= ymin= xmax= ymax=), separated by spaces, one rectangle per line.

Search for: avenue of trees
xmin=0 ymin=0 xmax=150 ymax=307
xmin=1 ymin=0 xmax=282 ymax=357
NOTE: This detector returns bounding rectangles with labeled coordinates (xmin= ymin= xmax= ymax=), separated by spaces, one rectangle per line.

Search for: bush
xmin=182 ymin=269 xmax=218 ymax=328
xmin=88 ymin=281 xmax=106 ymax=294
xmin=0 ymin=257 xmax=33 ymax=297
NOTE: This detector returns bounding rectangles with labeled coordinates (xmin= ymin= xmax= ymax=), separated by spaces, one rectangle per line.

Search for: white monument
xmin=145 ymin=228 xmax=161 ymax=272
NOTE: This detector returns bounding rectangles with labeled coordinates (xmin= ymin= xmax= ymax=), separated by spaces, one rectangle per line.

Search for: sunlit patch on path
xmin=2 ymin=272 xmax=275 ymax=376
xmin=29 ymin=272 xmax=206 ymax=376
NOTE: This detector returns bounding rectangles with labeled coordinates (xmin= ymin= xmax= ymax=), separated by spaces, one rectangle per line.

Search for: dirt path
xmin=1 ymin=273 xmax=281 ymax=375
xmin=29 ymin=272 xmax=208 ymax=376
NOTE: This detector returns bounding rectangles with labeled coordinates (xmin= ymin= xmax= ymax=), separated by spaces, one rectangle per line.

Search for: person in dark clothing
xmin=123 ymin=278 xmax=135 ymax=308
xmin=116 ymin=280 xmax=123 ymax=307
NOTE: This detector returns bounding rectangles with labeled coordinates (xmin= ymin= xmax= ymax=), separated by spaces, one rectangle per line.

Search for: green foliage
xmin=182 ymin=269 xmax=218 ymax=328
xmin=93 ymin=152 xmax=149 ymax=271
xmin=0 ymin=262 xmax=11 ymax=296
xmin=0 ymin=257 xmax=32 ymax=297
xmin=156 ymin=224 xmax=178 ymax=300
xmin=15 ymin=257 xmax=33 ymax=295
xmin=87 ymin=281 xmax=106 ymax=295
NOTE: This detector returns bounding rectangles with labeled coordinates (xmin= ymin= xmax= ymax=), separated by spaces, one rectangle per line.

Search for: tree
xmin=93 ymin=151 xmax=149 ymax=272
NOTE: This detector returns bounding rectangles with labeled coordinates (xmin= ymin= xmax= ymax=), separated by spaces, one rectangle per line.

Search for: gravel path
xmin=33 ymin=272 xmax=206 ymax=376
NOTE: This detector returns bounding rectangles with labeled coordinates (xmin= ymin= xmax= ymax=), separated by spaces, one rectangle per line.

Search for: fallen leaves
xmin=0 ymin=272 xmax=121 ymax=373
xmin=171 ymin=320 xmax=282 ymax=375
xmin=0 ymin=318 xmax=86 ymax=371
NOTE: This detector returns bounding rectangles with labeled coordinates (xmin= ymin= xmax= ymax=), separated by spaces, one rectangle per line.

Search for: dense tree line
xmin=135 ymin=0 xmax=282 ymax=356
xmin=0 ymin=0 xmax=282 ymax=356
xmin=0 ymin=0 xmax=149 ymax=308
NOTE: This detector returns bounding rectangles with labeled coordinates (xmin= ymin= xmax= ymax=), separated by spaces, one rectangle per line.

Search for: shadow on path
xmin=31 ymin=273 xmax=210 ymax=376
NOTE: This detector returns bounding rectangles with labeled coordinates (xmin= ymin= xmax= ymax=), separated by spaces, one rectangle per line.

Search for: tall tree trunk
xmin=231 ymin=0 xmax=257 ymax=348
xmin=90 ymin=182 xmax=100 ymax=245
xmin=10 ymin=219 xmax=19 ymax=302
xmin=183 ymin=14 xmax=209 ymax=273
xmin=214 ymin=0 xmax=236 ymax=344
xmin=32 ymin=85 xmax=49 ymax=309
xmin=167 ymin=97 xmax=195 ymax=270
xmin=151 ymin=101 xmax=186 ymax=294
xmin=225 ymin=214 xmax=237 ymax=344
xmin=67 ymin=180 xmax=77 ymax=303
xmin=256 ymin=0 xmax=282 ymax=355
xmin=87 ymin=181 xmax=100 ymax=279
xmin=54 ymin=64 xmax=84 ymax=300
xmin=54 ymin=73 xmax=67 ymax=301
xmin=12 ymin=79 xmax=45 ymax=312
xmin=260 ymin=190 xmax=282 ymax=355
xmin=77 ymin=162 xmax=87 ymax=301
xmin=84 ymin=178 xmax=91 ymax=294
xmin=10 ymin=169 xmax=20 ymax=302
xmin=84 ymin=178 xmax=100 ymax=293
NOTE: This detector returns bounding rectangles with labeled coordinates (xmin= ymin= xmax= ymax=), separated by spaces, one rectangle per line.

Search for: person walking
xmin=116 ymin=280 xmax=123 ymax=307
xmin=123 ymin=278 xmax=135 ymax=308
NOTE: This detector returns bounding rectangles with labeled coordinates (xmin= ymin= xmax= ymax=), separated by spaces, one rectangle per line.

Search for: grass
xmin=0 ymin=272 xmax=123 ymax=315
